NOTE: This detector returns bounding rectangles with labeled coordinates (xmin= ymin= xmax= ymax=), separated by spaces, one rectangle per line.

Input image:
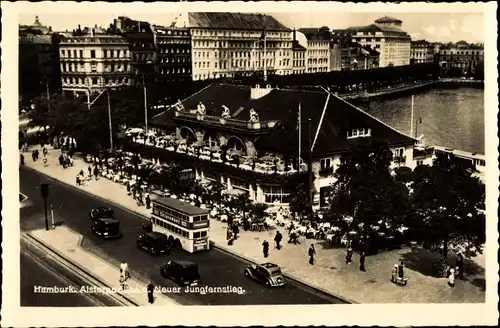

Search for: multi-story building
xmin=330 ymin=42 xmax=379 ymax=71
xmin=298 ymin=27 xmax=330 ymax=73
xmin=145 ymin=83 xmax=415 ymax=209
xmin=350 ymin=16 xmax=411 ymax=67
xmin=18 ymin=16 xmax=59 ymax=103
xmin=152 ymin=26 xmax=192 ymax=83
xmin=185 ymin=12 xmax=293 ymax=81
xmin=291 ymin=29 xmax=306 ymax=74
xmin=438 ymin=42 xmax=484 ymax=75
xmin=410 ymin=40 xmax=434 ymax=64
xmin=59 ymin=27 xmax=132 ymax=96
xmin=111 ymin=17 xmax=157 ymax=85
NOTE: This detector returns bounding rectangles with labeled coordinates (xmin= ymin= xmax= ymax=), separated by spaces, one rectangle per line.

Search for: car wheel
xmin=244 ymin=271 xmax=249 ymax=277
xmin=148 ymin=248 xmax=154 ymax=255
xmin=265 ymin=280 xmax=271 ymax=287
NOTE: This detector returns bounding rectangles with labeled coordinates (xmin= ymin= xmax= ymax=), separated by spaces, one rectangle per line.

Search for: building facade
xmin=410 ymin=40 xmax=434 ymax=64
xmin=153 ymin=26 xmax=192 ymax=83
xmin=298 ymin=27 xmax=330 ymax=73
xmin=111 ymin=17 xmax=157 ymax=85
xmin=18 ymin=16 xmax=59 ymax=103
xmin=330 ymin=42 xmax=379 ymax=71
xmin=438 ymin=42 xmax=484 ymax=75
xmin=351 ymin=16 xmax=411 ymax=67
xmin=186 ymin=12 xmax=293 ymax=81
xmin=59 ymin=28 xmax=132 ymax=96
xmin=291 ymin=40 xmax=307 ymax=74
xmin=145 ymin=83 xmax=415 ymax=209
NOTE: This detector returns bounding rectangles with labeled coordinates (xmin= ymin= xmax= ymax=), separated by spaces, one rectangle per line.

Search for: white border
xmin=2 ymin=2 xmax=498 ymax=327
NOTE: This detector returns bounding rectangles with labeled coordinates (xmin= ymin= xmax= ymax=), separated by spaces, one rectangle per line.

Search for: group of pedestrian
xmin=119 ymin=261 xmax=130 ymax=291
xmin=58 ymin=152 xmax=74 ymax=168
xmin=447 ymin=253 xmax=464 ymax=288
xmin=287 ymin=223 xmax=301 ymax=245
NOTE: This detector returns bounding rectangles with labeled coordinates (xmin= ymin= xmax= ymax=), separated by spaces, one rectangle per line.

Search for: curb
xmin=24 ymin=165 xmax=356 ymax=304
xmin=23 ymin=231 xmax=139 ymax=306
xmin=212 ymin=242 xmax=355 ymax=304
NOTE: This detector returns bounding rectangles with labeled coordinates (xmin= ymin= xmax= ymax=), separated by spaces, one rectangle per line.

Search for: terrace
xmin=173 ymin=111 xmax=279 ymax=135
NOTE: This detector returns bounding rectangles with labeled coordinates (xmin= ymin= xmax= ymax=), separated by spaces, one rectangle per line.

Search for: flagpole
xmin=263 ymin=30 xmax=267 ymax=82
xmin=298 ymin=102 xmax=302 ymax=170
xmin=410 ymin=94 xmax=414 ymax=138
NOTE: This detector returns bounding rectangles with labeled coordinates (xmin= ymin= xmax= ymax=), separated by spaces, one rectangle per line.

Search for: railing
xmin=174 ymin=111 xmax=279 ymax=131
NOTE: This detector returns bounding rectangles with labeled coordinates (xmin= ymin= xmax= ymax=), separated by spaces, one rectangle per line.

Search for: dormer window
xmin=347 ymin=128 xmax=371 ymax=139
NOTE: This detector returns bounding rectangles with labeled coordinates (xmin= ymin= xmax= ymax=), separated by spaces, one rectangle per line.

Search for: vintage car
xmin=91 ymin=217 xmax=122 ymax=239
xmin=89 ymin=207 xmax=114 ymax=220
xmin=244 ymin=262 xmax=286 ymax=287
xmin=136 ymin=232 xmax=171 ymax=255
xmin=160 ymin=260 xmax=200 ymax=286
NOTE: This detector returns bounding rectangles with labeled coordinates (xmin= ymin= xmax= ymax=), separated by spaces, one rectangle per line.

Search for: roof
xmin=155 ymin=84 xmax=414 ymax=157
xmin=375 ymin=16 xmax=402 ymax=23
xmin=292 ymin=41 xmax=306 ymax=51
xmin=298 ymin=28 xmax=331 ymax=41
xmin=188 ymin=13 xmax=290 ymax=31
xmin=98 ymin=217 xmax=119 ymax=223
xmin=150 ymin=108 xmax=177 ymax=129
xmin=170 ymin=260 xmax=198 ymax=268
xmin=145 ymin=231 xmax=168 ymax=239
xmin=151 ymin=195 xmax=209 ymax=216
xmin=355 ymin=24 xmax=409 ymax=35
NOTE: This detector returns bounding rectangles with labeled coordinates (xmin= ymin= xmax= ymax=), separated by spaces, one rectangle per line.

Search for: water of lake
xmin=356 ymin=86 xmax=485 ymax=154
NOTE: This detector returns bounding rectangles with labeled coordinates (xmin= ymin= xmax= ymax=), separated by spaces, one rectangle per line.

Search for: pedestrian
xmin=145 ymin=193 xmax=151 ymax=209
xmin=398 ymin=260 xmax=405 ymax=278
xmin=76 ymin=175 xmax=81 ymax=186
xmin=308 ymin=244 xmax=316 ymax=265
xmin=34 ymin=149 xmax=39 ymax=160
xmin=93 ymin=166 xmax=99 ymax=180
xmin=126 ymin=182 xmax=131 ymax=196
xmin=359 ymin=251 xmax=366 ymax=272
xmin=345 ymin=243 xmax=353 ymax=264
xmin=88 ymin=165 xmax=92 ymax=177
xmin=274 ymin=231 xmax=282 ymax=250
xmin=147 ymin=281 xmax=155 ymax=304
xmin=32 ymin=151 xmax=36 ymax=162
xmin=42 ymin=146 xmax=48 ymax=157
xmin=391 ymin=264 xmax=398 ymax=283
xmin=43 ymin=156 xmax=48 ymax=167
xmin=227 ymin=228 xmax=234 ymax=246
xmin=59 ymin=154 xmax=64 ymax=167
xmin=232 ymin=223 xmax=239 ymax=240
xmin=20 ymin=153 xmax=25 ymax=166
xmin=119 ymin=269 xmax=128 ymax=291
xmin=448 ymin=268 xmax=455 ymax=287
xmin=120 ymin=261 xmax=129 ymax=278
xmin=456 ymin=253 xmax=464 ymax=279
xmin=262 ymin=240 xmax=269 ymax=258
xmin=79 ymin=169 xmax=85 ymax=177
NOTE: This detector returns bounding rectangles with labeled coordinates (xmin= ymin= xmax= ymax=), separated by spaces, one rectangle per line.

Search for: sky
xmin=19 ymin=10 xmax=484 ymax=44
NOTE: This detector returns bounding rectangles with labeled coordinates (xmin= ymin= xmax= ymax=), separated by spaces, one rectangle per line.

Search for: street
xmin=20 ymin=241 xmax=118 ymax=307
xmin=20 ymin=167 xmax=343 ymax=305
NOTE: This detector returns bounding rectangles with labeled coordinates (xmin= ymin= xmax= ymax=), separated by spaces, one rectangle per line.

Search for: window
xmin=393 ymin=148 xmax=404 ymax=158
xmin=61 ymin=50 xmax=65 ymax=57
xmin=263 ymin=185 xmax=290 ymax=204
xmin=92 ymin=78 xmax=98 ymax=85
xmin=90 ymin=50 xmax=96 ymax=58
xmin=232 ymin=178 xmax=249 ymax=191
xmin=347 ymin=128 xmax=371 ymax=139
xmin=320 ymin=158 xmax=331 ymax=170
xmin=79 ymin=50 xmax=83 ymax=58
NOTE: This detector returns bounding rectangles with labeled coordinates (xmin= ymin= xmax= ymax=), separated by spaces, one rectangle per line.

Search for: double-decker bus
xmin=150 ymin=194 xmax=210 ymax=253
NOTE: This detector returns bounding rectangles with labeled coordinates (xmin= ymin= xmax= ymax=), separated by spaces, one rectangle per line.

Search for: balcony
xmin=173 ymin=111 xmax=280 ymax=135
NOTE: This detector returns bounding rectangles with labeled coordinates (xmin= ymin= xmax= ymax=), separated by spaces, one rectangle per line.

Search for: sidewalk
xmin=22 ymin=147 xmax=486 ymax=303
xmin=28 ymin=226 xmax=179 ymax=306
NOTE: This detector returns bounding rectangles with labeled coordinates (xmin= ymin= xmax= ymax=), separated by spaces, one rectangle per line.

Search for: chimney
xmin=78 ymin=24 xmax=81 ymax=30
xmin=293 ymin=28 xmax=296 ymax=42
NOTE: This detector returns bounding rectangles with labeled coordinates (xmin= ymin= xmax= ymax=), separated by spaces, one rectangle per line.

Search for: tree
xmin=233 ymin=193 xmax=253 ymax=223
xmin=326 ymin=141 xmax=411 ymax=252
xmin=251 ymin=203 xmax=268 ymax=221
xmin=410 ymin=153 xmax=485 ymax=266
xmin=288 ymin=182 xmax=311 ymax=220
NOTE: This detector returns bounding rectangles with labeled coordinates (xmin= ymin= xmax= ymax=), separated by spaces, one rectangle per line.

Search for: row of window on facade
xmin=62 ymin=76 xmax=130 ymax=85
xmin=441 ymin=50 xmax=483 ymax=56
xmin=193 ymin=40 xmax=292 ymax=49
xmin=292 ymin=60 xmax=306 ymax=67
xmin=61 ymin=62 xmax=129 ymax=73
xmin=308 ymin=58 xmax=329 ymax=65
xmin=160 ymin=67 xmax=190 ymax=74
xmin=193 ymin=50 xmax=292 ymax=59
xmin=60 ymin=49 xmax=129 ymax=59
xmin=133 ymin=53 xmax=155 ymax=62
xmin=158 ymin=47 xmax=190 ymax=54
xmin=157 ymin=39 xmax=190 ymax=45
xmin=307 ymin=67 xmax=329 ymax=73
xmin=159 ymin=57 xmax=190 ymax=64
xmin=194 ymin=59 xmax=290 ymax=70
xmin=191 ymin=29 xmax=289 ymax=39
xmin=156 ymin=29 xmax=189 ymax=36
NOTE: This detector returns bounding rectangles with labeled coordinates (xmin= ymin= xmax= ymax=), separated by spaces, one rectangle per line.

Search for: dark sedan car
xmin=89 ymin=207 xmax=114 ymax=220
xmin=160 ymin=260 xmax=200 ymax=286
xmin=91 ymin=217 xmax=122 ymax=239
xmin=136 ymin=232 xmax=171 ymax=255
xmin=244 ymin=263 xmax=286 ymax=287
